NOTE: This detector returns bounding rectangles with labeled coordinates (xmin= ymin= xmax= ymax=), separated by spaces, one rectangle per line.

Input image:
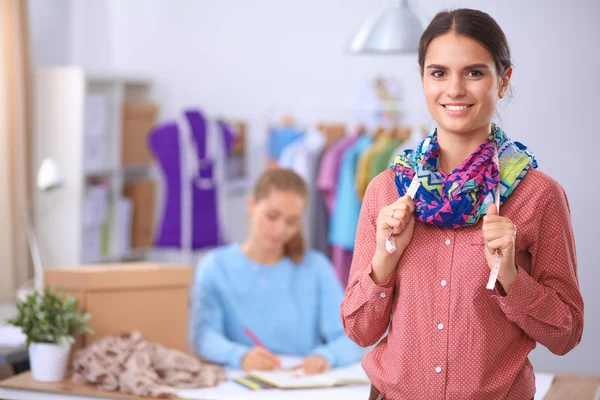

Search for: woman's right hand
xmin=241 ymin=347 xmax=281 ymax=371
xmin=371 ymin=195 xmax=415 ymax=284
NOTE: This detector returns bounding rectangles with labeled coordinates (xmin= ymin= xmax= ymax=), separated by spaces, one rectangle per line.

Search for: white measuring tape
xmin=386 ymin=175 xmax=421 ymax=254
xmin=486 ymin=149 xmax=502 ymax=290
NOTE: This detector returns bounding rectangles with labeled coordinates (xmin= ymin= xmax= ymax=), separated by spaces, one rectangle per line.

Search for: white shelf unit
xmin=32 ymin=66 xmax=155 ymax=267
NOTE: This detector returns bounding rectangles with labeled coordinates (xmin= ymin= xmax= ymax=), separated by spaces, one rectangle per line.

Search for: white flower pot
xmin=28 ymin=342 xmax=71 ymax=382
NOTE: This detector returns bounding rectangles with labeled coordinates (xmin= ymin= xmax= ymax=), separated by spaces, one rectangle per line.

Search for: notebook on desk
xmin=247 ymin=362 xmax=370 ymax=389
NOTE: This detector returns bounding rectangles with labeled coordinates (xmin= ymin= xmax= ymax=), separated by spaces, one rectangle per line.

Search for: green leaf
xmin=7 ymin=286 xmax=91 ymax=345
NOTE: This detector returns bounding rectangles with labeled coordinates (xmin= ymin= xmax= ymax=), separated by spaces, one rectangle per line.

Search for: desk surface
xmin=0 ymin=372 xmax=172 ymax=400
xmin=1 ymin=371 xmax=599 ymax=400
xmin=543 ymin=375 xmax=600 ymax=400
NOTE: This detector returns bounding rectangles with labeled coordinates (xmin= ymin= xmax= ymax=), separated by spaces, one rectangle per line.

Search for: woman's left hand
xmin=482 ymin=204 xmax=518 ymax=294
xmin=294 ymin=355 xmax=329 ymax=375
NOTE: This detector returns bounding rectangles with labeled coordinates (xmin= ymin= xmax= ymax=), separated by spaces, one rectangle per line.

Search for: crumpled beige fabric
xmin=72 ymin=331 xmax=226 ymax=398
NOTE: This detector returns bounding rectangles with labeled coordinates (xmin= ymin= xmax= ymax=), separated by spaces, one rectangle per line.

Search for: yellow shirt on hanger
xmin=369 ymin=137 xmax=402 ymax=183
xmin=355 ymin=135 xmax=393 ymax=201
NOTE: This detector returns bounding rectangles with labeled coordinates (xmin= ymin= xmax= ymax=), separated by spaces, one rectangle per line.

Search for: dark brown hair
xmin=252 ymin=168 xmax=309 ymax=263
xmin=418 ymin=9 xmax=512 ymax=77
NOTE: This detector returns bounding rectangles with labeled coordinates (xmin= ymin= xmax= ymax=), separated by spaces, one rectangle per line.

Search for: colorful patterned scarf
xmin=390 ymin=124 xmax=537 ymax=229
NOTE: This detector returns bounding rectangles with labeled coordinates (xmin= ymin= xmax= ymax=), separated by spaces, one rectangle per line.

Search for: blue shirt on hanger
xmin=267 ymin=126 xmax=303 ymax=161
xmin=329 ymin=135 xmax=373 ymax=250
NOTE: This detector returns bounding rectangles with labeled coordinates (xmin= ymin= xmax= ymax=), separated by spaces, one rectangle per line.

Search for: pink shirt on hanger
xmin=316 ymin=135 xmax=360 ymax=213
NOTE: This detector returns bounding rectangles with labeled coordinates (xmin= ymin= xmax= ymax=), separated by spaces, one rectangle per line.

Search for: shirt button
xmin=500 ymin=301 xmax=506 ymax=307
xmin=441 ymin=280 xmax=447 ymax=287
xmin=380 ymin=292 xmax=386 ymax=298
xmin=445 ymin=239 xmax=451 ymax=245
xmin=435 ymin=366 xmax=442 ymax=373
xmin=437 ymin=323 xmax=444 ymax=330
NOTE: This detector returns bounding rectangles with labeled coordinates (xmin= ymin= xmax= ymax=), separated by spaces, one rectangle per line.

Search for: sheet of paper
xmin=248 ymin=364 xmax=369 ymax=389
xmin=534 ymin=372 xmax=554 ymax=400
xmin=249 ymin=369 xmax=333 ymax=389
xmin=327 ymin=362 xmax=369 ymax=382
xmin=223 ymin=354 xmax=303 ymax=380
xmin=278 ymin=354 xmax=304 ymax=370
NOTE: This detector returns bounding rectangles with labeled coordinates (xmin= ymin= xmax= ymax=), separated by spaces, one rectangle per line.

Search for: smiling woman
xmin=341 ymin=8 xmax=584 ymax=400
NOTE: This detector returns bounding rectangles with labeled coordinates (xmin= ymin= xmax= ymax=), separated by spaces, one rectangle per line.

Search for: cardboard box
xmin=45 ymin=263 xmax=192 ymax=353
xmin=123 ymin=180 xmax=155 ymax=249
xmin=121 ymin=102 xmax=158 ymax=166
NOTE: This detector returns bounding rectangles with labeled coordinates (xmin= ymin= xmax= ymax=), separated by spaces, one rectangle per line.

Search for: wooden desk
xmin=0 ymin=371 xmax=599 ymax=400
xmin=544 ymin=375 xmax=600 ymax=400
xmin=0 ymin=372 xmax=185 ymax=400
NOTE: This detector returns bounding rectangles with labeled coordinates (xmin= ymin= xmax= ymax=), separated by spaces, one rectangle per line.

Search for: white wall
xmin=29 ymin=0 xmax=115 ymax=68
xmin=69 ymin=0 xmax=115 ymax=70
xmin=29 ymin=0 xmax=600 ymax=374
xmin=28 ymin=0 xmax=71 ymax=65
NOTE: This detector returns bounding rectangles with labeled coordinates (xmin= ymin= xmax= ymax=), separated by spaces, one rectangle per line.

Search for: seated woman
xmin=192 ymin=168 xmax=361 ymax=373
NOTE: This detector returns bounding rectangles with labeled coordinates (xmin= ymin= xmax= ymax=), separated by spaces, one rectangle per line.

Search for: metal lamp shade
xmin=348 ymin=0 xmax=424 ymax=54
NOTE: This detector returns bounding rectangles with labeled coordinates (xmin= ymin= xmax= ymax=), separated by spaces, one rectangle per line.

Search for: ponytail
xmin=284 ymin=229 xmax=306 ymax=264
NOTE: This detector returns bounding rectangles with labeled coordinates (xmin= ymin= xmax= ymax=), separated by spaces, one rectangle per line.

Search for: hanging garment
xmin=267 ymin=125 xmax=303 ymax=162
xmin=279 ymin=128 xmax=327 ymax=251
xmin=316 ymin=134 xmax=360 ymax=213
xmin=331 ymin=245 xmax=353 ymax=288
xmin=329 ymin=135 xmax=373 ymax=251
xmin=149 ymin=109 xmax=222 ymax=250
xmin=368 ymin=136 xmax=402 ymax=182
xmin=326 ymin=135 xmax=371 ymax=285
xmin=279 ymin=128 xmax=325 ymax=182
xmin=355 ymin=134 xmax=392 ymax=200
xmin=311 ymin=149 xmax=331 ymax=258
xmin=217 ymin=119 xmax=235 ymax=157
xmin=388 ymin=128 xmax=425 ymax=166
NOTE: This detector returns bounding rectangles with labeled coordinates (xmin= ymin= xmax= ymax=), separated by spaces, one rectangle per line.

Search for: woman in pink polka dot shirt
xmin=341 ymin=8 xmax=584 ymax=400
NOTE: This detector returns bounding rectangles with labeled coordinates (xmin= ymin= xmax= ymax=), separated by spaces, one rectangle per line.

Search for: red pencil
xmin=244 ymin=327 xmax=281 ymax=368
xmin=243 ymin=327 xmax=266 ymax=348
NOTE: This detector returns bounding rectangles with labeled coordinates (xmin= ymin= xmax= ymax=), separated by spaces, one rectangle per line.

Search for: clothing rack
xmin=262 ymin=101 xmax=432 ymax=141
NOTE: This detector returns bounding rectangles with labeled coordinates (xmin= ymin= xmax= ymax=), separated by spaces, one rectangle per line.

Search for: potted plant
xmin=7 ymin=287 xmax=92 ymax=382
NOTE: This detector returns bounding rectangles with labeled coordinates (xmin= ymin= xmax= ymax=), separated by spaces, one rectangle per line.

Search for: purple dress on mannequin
xmin=149 ymin=110 xmax=222 ymax=250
